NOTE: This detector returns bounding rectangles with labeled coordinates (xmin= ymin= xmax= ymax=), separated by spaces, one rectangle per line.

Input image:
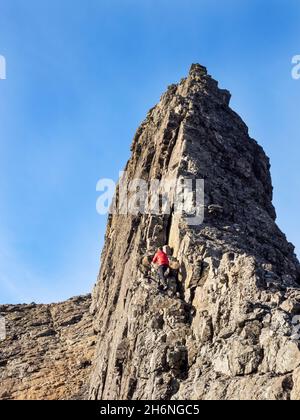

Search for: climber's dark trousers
xmin=157 ymin=265 xmax=168 ymax=288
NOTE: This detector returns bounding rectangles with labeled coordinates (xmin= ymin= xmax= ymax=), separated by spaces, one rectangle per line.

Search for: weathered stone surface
xmin=0 ymin=295 xmax=95 ymax=400
xmin=89 ymin=64 xmax=300 ymax=400
xmin=1 ymin=64 xmax=300 ymax=401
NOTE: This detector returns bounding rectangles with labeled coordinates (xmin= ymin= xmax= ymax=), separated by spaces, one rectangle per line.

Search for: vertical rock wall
xmin=89 ymin=65 xmax=300 ymax=400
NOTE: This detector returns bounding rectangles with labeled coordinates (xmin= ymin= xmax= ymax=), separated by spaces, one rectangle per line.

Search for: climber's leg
xmin=157 ymin=265 xmax=168 ymax=290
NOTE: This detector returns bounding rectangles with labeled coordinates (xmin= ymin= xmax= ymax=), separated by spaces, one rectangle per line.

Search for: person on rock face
xmin=152 ymin=246 xmax=169 ymax=291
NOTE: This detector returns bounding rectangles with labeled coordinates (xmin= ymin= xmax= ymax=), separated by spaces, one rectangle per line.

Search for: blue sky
xmin=0 ymin=0 xmax=299 ymax=303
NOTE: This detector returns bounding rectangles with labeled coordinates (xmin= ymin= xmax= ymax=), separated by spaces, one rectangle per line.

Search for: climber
xmin=152 ymin=246 xmax=170 ymax=291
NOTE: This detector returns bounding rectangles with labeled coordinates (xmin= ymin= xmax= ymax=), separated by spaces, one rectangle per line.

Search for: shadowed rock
xmin=89 ymin=64 xmax=300 ymax=401
xmin=1 ymin=64 xmax=300 ymax=401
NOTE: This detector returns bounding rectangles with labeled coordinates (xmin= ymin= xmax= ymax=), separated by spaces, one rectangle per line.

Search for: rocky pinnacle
xmin=1 ymin=65 xmax=300 ymax=401
xmin=89 ymin=64 xmax=300 ymax=400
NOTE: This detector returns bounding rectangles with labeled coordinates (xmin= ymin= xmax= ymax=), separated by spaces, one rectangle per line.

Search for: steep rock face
xmin=89 ymin=64 xmax=300 ymax=400
xmin=0 ymin=295 xmax=96 ymax=400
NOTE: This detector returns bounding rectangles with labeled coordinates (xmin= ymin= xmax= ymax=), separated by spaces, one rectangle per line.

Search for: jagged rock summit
xmin=1 ymin=64 xmax=300 ymax=401
xmin=89 ymin=64 xmax=300 ymax=400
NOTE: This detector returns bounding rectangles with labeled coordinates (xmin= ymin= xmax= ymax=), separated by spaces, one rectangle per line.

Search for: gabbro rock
xmin=89 ymin=64 xmax=300 ymax=400
xmin=0 ymin=295 xmax=96 ymax=400
xmin=1 ymin=64 xmax=300 ymax=401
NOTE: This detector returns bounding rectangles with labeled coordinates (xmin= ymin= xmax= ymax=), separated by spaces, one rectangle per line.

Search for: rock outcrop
xmin=89 ymin=64 xmax=300 ymax=400
xmin=1 ymin=64 xmax=299 ymax=401
xmin=0 ymin=295 xmax=95 ymax=400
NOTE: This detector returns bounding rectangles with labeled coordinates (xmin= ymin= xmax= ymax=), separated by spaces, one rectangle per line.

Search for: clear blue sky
xmin=0 ymin=0 xmax=299 ymax=304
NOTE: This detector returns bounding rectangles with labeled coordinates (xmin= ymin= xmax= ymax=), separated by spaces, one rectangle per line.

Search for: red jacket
xmin=152 ymin=250 xmax=169 ymax=267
